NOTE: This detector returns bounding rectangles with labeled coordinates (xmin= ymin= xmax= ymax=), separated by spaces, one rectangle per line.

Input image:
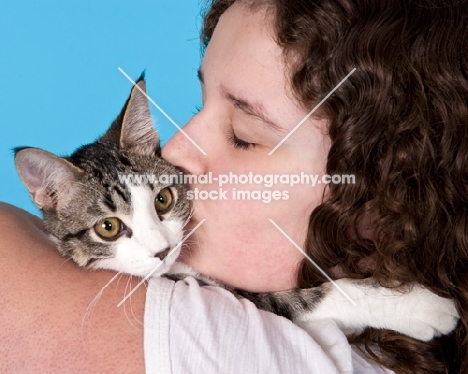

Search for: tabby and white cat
xmin=15 ymin=76 xmax=188 ymax=278
xmin=14 ymin=75 xmax=458 ymax=342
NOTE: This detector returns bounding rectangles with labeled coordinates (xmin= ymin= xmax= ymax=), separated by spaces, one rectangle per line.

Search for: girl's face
xmin=163 ymin=3 xmax=330 ymax=291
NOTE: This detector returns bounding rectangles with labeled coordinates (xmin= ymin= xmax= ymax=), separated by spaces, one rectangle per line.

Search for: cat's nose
xmin=155 ymin=247 xmax=170 ymax=260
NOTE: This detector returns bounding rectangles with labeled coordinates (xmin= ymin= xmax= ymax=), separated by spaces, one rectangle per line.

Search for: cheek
xmin=199 ymin=212 xmax=303 ymax=289
xmin=199 ymin=195 xmax=307 ymax=260
xmin=191 ymin=172 xmax=325 ymax=247
xmin=184 ymin=149 xmax=327 ymax=289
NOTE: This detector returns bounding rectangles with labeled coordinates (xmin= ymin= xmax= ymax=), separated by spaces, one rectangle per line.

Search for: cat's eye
xmin=155 ymin=187 xmax=174 ymax=215
xmin=94 ymin=217 xmax=123 ymax=240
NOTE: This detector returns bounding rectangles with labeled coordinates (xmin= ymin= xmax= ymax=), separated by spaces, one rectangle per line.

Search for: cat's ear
xmin=14 ymin=148 xmax=83 ymax=211
xmin=101 ymin=73 xmax=160 ymax=154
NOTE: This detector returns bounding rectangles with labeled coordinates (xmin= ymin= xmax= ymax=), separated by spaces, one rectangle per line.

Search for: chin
xmin=94 ymin=257 xmax=172 ymax=278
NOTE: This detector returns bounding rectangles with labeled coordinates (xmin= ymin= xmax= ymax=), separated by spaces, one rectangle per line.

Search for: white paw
xmin=381 ymin=284 xmax=459 ymax=341
xmin=295 ymin=279 xmax=459 ymax=342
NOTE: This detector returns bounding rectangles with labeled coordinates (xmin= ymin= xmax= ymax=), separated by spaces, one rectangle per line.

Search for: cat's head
xmin=14 ymin=75 xmax=190 ymax=277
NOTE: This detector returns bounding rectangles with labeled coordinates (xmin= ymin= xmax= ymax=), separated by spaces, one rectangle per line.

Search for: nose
xmin=162 ymin=116 xmax=207 ymax=176
xmin=154 ymin=246 xmax=170 ymax=260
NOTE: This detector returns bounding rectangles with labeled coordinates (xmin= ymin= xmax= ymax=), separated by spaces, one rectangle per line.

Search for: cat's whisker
xmin=150 ymin=158 xmax=161 ymax=176
xmin=58 ymin=257 xmax=73 ymax=269
xmin=179 ymin=238 xmax=196 ymax=252
xmin=71 ymin=180 xmax=117 ymax=211
xmin=121 ymin=275 xmax=144 ymax=330
xmin=182 ymin=209 xmax=194 ymax=229
xmin=179 ymin=209 xmax=196 ymax=253
xmin=72 ymin=181 xmax=107 ymax=200
xmin=176 ymin=232 xmax=199 ymax=262
xmin=128 ymin=275 xmax=144 ymax=327
xmin=118 ymin=219 xmax=206 ymax=307
xmin=179 ymin=243 xmax=193 ymax=259
xmin=190 ymin=230 xmax=211 ymax=271
xmin=81 ymin=272 xmax=121 ymax=347
xmin=115 ymin=272 xmax=126 ymax=290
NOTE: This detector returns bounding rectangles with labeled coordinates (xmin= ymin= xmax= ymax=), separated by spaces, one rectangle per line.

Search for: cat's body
xmin=15 ymin=75 xmax=458 ymax=342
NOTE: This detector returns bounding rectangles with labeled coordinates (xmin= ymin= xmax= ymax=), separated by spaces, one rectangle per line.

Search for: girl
xmin=1 ymin=0 xmax=466 ymax=373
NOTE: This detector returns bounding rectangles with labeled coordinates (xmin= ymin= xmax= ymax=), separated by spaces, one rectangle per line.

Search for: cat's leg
xmin=161 ymin=272 xmax=459 ymax=341
xmin=294 ymin=279 xmax=459 ymax=341
xmin=163 ymin=262 xmax=221 ymax=287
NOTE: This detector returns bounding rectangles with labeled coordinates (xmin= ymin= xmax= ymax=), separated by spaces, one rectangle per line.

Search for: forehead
xmin=201 ymin=3 xmax=287 ymax=99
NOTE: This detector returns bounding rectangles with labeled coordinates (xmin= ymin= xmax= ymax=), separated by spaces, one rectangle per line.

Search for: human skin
xmin=163 ymin=2 xmax=330 ymax=292
xmin=0 ymin=203 xmax=145 ymax=373
xmin=0 ymin=3 xmax=329 ymax=372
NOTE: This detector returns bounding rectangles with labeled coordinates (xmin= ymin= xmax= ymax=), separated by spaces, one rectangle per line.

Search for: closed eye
xmin=228 ymin=131 xmax=256 ymax=150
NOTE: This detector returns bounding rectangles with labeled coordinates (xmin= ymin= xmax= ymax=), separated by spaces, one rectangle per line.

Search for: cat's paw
xmin=296 ymin=279 xmax=459 ymax=342
xmin=379 ymin=284 xmax=459 ymax=341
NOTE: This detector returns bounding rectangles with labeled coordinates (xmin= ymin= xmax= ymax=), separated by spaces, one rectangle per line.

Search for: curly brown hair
xmin=202 ymin=0 xmax=468 ymax=373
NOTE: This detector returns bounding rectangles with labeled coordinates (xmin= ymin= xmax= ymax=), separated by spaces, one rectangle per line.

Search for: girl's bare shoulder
xmin=0 ymin=202 xmax=146 ymax=373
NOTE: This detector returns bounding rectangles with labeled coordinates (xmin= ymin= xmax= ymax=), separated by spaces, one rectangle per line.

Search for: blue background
xmin=0 ymin=1 xmax=204 ymax=214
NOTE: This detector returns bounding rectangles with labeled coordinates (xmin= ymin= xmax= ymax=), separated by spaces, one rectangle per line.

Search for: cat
xmin=14 ymin=74 xmax=459 ymax=342
xmin=15 ymin=74 xmax=189 ymax=278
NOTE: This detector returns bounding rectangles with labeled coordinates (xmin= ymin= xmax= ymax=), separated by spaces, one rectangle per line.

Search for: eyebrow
xmin=197 ymin=68 xmax=285 ymax=134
